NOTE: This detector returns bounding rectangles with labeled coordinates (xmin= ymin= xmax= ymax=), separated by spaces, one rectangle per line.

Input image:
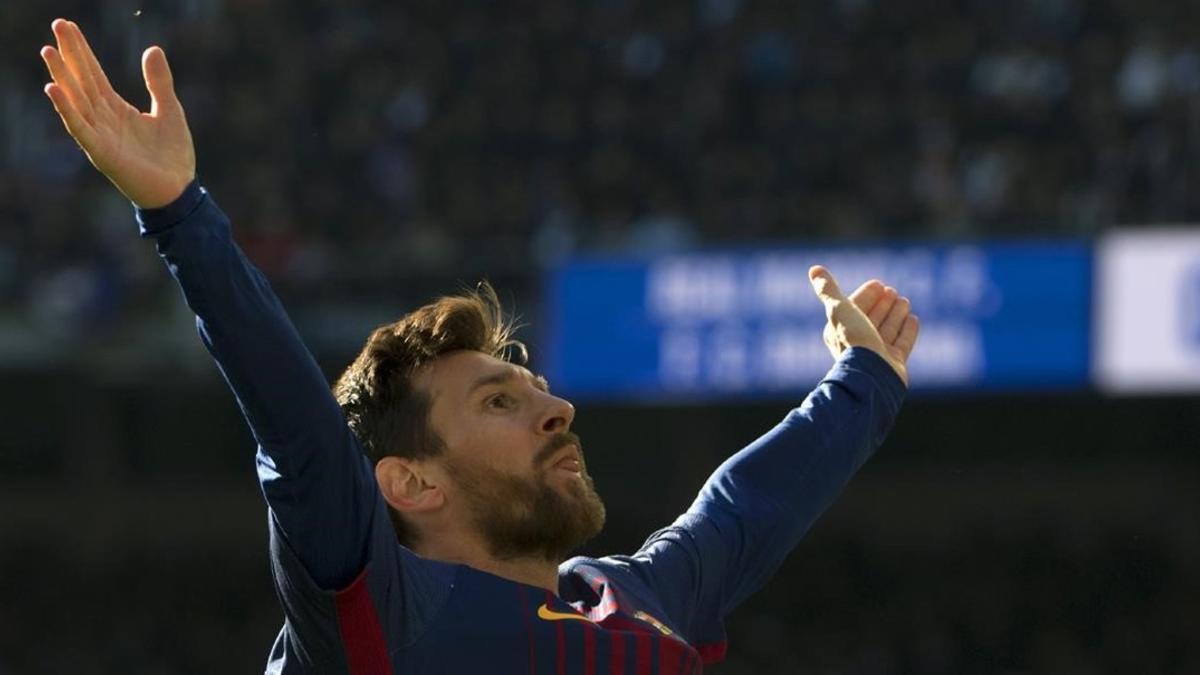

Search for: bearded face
xmin=445 ymin=431 xmax=606 ymax=563
xmin=405 ymin=350 xmax=607 ymax=564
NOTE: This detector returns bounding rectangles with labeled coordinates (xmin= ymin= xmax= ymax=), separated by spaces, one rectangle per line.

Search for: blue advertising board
xmin=543 ymin=243 xmax=1092 ymax=401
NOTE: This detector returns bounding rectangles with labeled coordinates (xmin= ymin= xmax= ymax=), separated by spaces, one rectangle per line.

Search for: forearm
xmin=138 ymin=180 xmax=374 ymax=587
xmin=138 ymin=181 xmax=343 ymax=450
xmin=689 ymin=347 xmax=905 ymax=604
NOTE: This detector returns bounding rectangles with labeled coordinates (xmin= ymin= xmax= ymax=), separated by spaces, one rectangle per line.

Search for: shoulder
xmin=559 ymin=555 xmax=643 ymax=600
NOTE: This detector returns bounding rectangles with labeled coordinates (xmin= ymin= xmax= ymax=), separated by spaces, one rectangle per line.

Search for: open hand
xmin=40 ymin=19 xmax=195 ymax=209
xmin=809 ymin=266 xmax=919 ymax=386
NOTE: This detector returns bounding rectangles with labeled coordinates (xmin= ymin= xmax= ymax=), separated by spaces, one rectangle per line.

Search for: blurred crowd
xmin=2 ymin=0 xmax=1199 ymax=338
xmin=722 ymin=525 xmax=1199 ymax=674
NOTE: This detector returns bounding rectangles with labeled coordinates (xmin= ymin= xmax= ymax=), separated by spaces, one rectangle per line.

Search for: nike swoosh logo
xmin=537 ymin=604 xmax=596 ymax=623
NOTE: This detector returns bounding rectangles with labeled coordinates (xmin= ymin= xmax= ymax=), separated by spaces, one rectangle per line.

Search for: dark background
xmin=2 ymin=0 xmax=1198 ymax=673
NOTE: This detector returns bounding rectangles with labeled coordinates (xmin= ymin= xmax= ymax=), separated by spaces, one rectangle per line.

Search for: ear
xmin=375 ymin=456 xmax=445 ymax=514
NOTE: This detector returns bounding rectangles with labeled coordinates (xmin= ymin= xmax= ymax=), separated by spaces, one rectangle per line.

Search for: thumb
xmin=809 ymin=265 xmax=847 ymax=309
xmin=142 ymin=46 xmax=179 ymax=117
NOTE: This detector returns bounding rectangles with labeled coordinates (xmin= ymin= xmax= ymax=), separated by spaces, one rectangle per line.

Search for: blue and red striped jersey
xmin=137 ymin=181 xmax=905 ymax=674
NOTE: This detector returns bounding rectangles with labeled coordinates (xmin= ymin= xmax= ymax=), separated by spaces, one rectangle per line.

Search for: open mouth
xmin=553 ymin=455 xmax=583 ymax=474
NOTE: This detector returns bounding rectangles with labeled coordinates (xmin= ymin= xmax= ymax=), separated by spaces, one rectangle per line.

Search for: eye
xmin=486 ymin=393 xmax=515 ymax=410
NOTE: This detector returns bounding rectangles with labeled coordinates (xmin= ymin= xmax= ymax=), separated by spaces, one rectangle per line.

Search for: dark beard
xmin=447 ymin=432 xmax=606 ymax=563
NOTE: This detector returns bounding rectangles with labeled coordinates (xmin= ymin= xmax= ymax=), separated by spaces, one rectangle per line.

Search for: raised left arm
xmin=621 ymin=269 xmax=919 ymax=660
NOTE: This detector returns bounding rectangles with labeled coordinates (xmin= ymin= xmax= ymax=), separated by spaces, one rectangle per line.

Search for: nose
xmin=538 ymin=393 xmax=575 ymax=435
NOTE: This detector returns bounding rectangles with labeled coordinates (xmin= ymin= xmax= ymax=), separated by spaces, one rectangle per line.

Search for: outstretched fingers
xmin=43 ymin=81 xmax=95 ymax=147
xmin=41 ymin=43 xmax=98 ymax=146
xmin=142 ymin=46 xmax=181 ymax=118
xmin=41 ymin=44 xmax=95 ymax=124
xmin=62 ymin=20 xmax=118 ymax=100
xmin=53 ymin=20 xmax=101 ymax=104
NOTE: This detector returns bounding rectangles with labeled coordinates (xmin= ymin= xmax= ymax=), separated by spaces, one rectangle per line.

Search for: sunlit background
xmin=2 ymin=0 xmax=1198 ymax=672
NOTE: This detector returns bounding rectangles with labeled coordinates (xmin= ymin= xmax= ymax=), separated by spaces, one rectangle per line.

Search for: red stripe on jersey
xmin=696 ymin=641 xmax=727 ymax=664
xmin=634 ymin=633 xmax=652 ymax=674
xmin=658 ymin=635 xmax=681 ymax=675
xmin=583 ymin=622 xmax=596 ymax=675
xmin=518 ymin=586 xmax=537 ymax=675
xmin=610 ymin=631 xmax=625 ymax=675
xmin=333 ymin=567 xmax=395 ymax=675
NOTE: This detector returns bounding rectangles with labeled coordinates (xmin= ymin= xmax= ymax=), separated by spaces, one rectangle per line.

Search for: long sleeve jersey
xmin=136 ymin=180 xmax=907 ymax=675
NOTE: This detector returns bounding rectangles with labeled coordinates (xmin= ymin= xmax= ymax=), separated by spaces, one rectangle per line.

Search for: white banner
xmin=1095 ymin=228 xmax=1200 ymax=393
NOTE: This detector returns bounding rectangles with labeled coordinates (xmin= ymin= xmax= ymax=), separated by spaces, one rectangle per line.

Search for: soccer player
xmin=41 ymin=19 xmax=920 ymax=674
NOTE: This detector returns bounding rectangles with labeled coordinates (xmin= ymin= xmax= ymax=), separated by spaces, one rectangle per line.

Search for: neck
xmin=417 ymin=537 xmax=561 ymax=594
xmin=464 ymin=555 xmax=561 ymax=594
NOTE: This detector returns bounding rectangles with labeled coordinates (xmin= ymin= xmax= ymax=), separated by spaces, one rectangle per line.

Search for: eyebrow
xmin=467 ymin=369 xmax=519 ymax=396
xmin=466 ymin=368 xmax=550 ymax=396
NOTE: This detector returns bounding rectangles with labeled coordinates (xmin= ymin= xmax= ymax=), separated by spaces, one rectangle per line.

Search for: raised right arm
xmin=137 ymin=181 xmax=376 ymax=589
xmin=40 ymin=19 xmax=373 ymax=589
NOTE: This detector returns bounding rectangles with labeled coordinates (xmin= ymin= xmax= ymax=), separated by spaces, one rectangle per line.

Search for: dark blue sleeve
xmin=265 ymin=497 xmax=457 ymax=669
xmin=625 ymin=347 xmax=905 ymax=653
xmin=136 ymin=180 xmax=375 ymax=590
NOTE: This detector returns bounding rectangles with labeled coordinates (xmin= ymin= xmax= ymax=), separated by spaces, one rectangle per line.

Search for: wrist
xmin=135 ymin=177 xmax=205 ymax=236
xmin=133 ymin=176 xmax=194 ymax=209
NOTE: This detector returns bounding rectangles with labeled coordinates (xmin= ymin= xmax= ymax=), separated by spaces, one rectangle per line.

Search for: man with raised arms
xmin=41 ymin=18 xmax=919 ymax=674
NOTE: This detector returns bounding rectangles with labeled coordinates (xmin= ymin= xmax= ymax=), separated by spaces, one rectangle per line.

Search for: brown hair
xmin=333 ymin=282 xmax=526 ymax=547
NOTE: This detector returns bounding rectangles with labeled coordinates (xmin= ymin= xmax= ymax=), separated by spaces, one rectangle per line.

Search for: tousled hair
xmin=333 ymin=281 xmax=525 ymax=548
